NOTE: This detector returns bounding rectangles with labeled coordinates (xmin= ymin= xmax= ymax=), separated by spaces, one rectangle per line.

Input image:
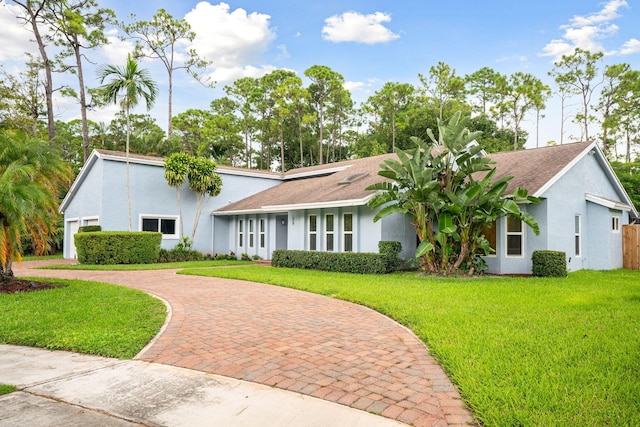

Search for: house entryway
xmin=275 ymin=215 xmax=288 ymax=250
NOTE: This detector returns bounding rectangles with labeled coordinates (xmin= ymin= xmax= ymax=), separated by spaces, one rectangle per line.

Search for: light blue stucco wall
xmin=482 ymin=150 xmax=629 ymax=274
xmin=221 ymin=205 xmax=390 ymax=259
xmin=381 ymin=213 xmax=417 ymax=260
xmin=63 ymin=156 xmax=281 ymax=258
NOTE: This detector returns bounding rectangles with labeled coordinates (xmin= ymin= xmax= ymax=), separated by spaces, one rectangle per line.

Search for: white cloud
xmin=184 ymin=1 xmax=276 ymax=83
xmin=276 ymin=44 xmax=290 ymax=60
xmin=344 ymin=81 xmax=365 ymax=92
xmin=619 ymin=38 xmax=640 ymax=55
xmin=98 ymin=28 xmax=136 ymax=65
xmin=569 ymin=0 xmax=627 ymax=26
xmin=0 ymin=3 xmax=45 ymax=61
xmin=540 ymin=0 xmax=632 ymax=60
xmin=322 ymin=11 xmax=399 ymax=44
xmin=209 ymin=64 xmax=277 ymax=84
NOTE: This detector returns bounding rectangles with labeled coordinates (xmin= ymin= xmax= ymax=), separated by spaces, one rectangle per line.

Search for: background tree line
xmin=1 ymin=1 xmax=639 ymax=175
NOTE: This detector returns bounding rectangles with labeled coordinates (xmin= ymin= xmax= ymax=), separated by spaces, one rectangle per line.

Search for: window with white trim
xmin=325 ymin=214 xmax=334 ymax=251
xmin=343 ymin=213 xmax=353 ymax=252
xmin=238 ymin=219 xmax=244 ymax=248
xmin=308 ymin=215 xmax=317 ymax=250
xmin=248 ymin=219 xmax=254 ymax=248
xmin=575 ymin=215 xmax=581 ymax=257
xmin=506 ymin=217 xmax=523 ymax=257
xmin=141 ymin=215 xmax=178 ymax=239
xmin=612 ymin=216 xmax=620 ymax=233
xmin=259 ymin=219 xmax=266 ymax=248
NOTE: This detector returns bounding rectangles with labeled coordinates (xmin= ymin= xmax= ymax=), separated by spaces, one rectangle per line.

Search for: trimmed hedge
xmin=78 ymin=225 xmax=102 ymax=233
xmin=532 ymin=250 xmax=567 ymax=277
xmin=379 ymin=241 xmax=402 ymax=270
xmin=272 ymin=250 xmax=391 ymax=274
xmin=158 ymin=248 xmax=203 ymax=263
xmin=75 ymin=231 xmax=161 ymax=265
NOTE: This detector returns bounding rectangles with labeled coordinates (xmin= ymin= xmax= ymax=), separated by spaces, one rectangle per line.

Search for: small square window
xmin=612 ymin=216 xmax=620 ymax=233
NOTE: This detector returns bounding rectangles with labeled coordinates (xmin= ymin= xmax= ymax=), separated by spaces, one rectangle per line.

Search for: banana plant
xmin=368 ymin=112 xmax=540 ymax=275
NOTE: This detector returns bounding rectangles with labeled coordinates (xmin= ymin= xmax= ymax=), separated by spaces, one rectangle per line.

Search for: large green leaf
xmin=416 ymin=240 xmax=434 ymax=257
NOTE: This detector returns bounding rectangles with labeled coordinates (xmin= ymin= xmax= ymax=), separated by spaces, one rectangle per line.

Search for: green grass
xmin=0 ymin=384 xmax=17 ymax=395
xmin=40 ymin=259 xmax=253 ymax=271
xmin=21 ymin=253 xmax=63 ymax=261
xmin=0 ymin=278 xmax=166 ymax=359
xmin=179 ymin=266 xmax=640 ymax=427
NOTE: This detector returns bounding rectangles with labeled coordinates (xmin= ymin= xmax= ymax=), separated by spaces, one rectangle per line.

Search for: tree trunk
xmin=18 ymin=0 xmax=55 ymax=141
xmin=126 ymin=106 xmax=132 ymax=232
xmin=73 ymin=42 xmax=90 ymax=162
xmin=167 ymin=70 xmax=173 ymax=140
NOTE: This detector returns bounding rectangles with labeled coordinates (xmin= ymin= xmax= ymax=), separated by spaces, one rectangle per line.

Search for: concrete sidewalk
xmin=0 ymin=345 xmax=406 ymax=426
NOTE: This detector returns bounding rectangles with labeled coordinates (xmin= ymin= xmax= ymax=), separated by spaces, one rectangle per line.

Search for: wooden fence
xmin=623 ymin=224 xmax=640 ymax=270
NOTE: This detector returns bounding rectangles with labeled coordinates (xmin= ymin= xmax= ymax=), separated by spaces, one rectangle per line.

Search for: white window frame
xmin=238 ymin=219 xmax=244 ymax=248
xmin=342 ymin=212 xmax=354 ymax=252
xmin=575 ymin=215 xmax=581 ymax=257
xmin=325 ymin=213 xmax=335 ymax=252
xmin=139 ymin=214 xmax=179 ymax=239
xmin=82 ymin=216 xmax=99 ymax=226
xmin=505 ymin=216 xmax=524 ymax=258
xmin=259 ymin=218 xmax=266 ymax=248
xmin=612 ymin=215 xmax=620 ymax=233
xmin=248 ymin=218 xmax=254 ymax=249
xmin=308 ymin=214 xmax=317 ymax=251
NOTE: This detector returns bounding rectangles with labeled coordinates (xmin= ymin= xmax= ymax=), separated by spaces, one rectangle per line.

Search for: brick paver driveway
xmin=16 ymin=261 xmax=475 ymax=427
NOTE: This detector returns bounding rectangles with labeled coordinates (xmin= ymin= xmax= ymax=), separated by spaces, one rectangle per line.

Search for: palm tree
xmin=0 ymin=132 xmax=72 ymax=280
xmin=96 ymin=54 xmax=158 ymax=231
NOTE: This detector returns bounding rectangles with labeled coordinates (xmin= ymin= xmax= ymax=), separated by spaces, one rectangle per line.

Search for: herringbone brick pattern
xmin=16 ymin=261 xmax=475 ymax=427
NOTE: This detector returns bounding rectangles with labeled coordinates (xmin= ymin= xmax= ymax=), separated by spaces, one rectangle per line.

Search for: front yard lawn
xmin=180 ymin=266 xmax=640 ymax=427
xmin=0 ymin=278 xmax=166 ymax=359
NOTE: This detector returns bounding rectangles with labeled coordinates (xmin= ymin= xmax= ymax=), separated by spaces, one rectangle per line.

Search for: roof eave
xmin=212 ymin=195 xmax=374 ymax=216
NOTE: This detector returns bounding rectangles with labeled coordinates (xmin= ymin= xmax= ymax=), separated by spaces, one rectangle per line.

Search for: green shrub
xmin=78 ymin=225 xmax=102 ymax=233
xmin=215 ymin=252 xmax=238 ymax=261
xmin=532 ymin=250 xmax=567 ymax=277
xmin=75 ymin=231 xmax=161 ymax=265
xmin=157 ymin=248 xmax=203 ymax=263
xmin=379 ymin=241 xmax=402 ymax=270
xmin=272 ymin=250 xmax=390 ymax=274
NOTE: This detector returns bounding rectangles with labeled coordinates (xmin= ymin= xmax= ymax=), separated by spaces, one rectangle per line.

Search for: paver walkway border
xmin=14 ymin=261 xmax=475 ymax=427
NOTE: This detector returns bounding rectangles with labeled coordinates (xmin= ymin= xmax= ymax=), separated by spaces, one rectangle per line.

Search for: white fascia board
xmin=586 ymin=194 xmax=632 ymax=211
xmin=533 ymin=142 xmax=596 ymax=197
xmin=99 ymin=152 xmax=165 ymax=167
xmin=212 ymin=195 xmax=373 ymax=216
xmin=59 ymin=149 xmax=100 ymax=212
xmin=217 ymin=167 xmax=283 ymax=180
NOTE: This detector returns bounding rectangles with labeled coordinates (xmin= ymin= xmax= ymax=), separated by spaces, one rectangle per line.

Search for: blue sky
xmin=1 ymin=0 xmax=639 ymax=149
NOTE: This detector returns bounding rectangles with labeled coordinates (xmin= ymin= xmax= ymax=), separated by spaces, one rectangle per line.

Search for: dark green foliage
xmin=157 ymin=248 xmax=203 ymax=263
xmin=75 ymin=231 xmax=161 ymax=265
xmin=272 ymin=250 xmax=394 ymax=274
xmin=215 ymin=253 xmax=238 ymax=260
xmin=379 ymin=241 xmax=402 ymax=270
xmin=532 ymin=250 xmax=567 ymax=277
xmin=78 ymin=225 xmax=102 ymax=233
xmin=610 ymin=160 xmax=640 ymax=211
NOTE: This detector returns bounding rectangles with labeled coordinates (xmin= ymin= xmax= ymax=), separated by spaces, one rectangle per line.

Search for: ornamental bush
xmin=272 ymin=250 xmax=393 ymax=274
xmin=379 ymin=241 xmax=402 ymax=270
xmin=75 ymin=231 xmax=161 ymax=265
xmin=78 ymin=225 xmax=102 ymax=233
xmin=532 ymin=250 xmax=567 ymax=277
